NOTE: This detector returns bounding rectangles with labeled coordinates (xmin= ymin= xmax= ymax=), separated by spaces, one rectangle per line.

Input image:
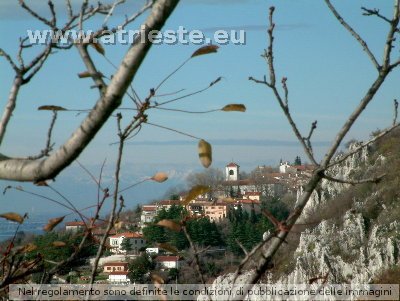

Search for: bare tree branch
xmin=382 ymin=0 xmax=400 ymax=69
xmin=19 ymin=0 xmax=54 ymax=27
xmin=182 ymin=224 xmax=207 ymax=286
xmin=27 ymin=111 xmax=58 ymax=160
xmin=0 ymin=0 xmax=180 ymax=182
xmin=235 ymin=239 xmax=249 ymax=256
xmin=232 ymin=2 xmax=400 ymax=296
xmin=303 ymin=120 xmax=317 ymax=158
xmin=0 ymin=49 xmax=19 ymax=73
xmin=102 ymin=0 xmax=125 ymax=28
xmin=76 ymin=43 xmax=107 ymax=95
xmin=0 ymin=76 xmax=23 ymax=146
xmin=361 ymin=7 xmax=394 ymax=25
xmin=249 ymin=7 xmax=318 ymax=166
xmin=65 ymin=0 xmax=73 ymax=20
xmin=325 ymin=0 xmax=380 ymax=70
xmin=322 ymin=172 xmax=386 ymax=185
xmin=327 ymin=123 xmax=400 ymax=168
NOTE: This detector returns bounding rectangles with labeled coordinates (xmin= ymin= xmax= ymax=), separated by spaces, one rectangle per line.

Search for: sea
xmin=0 ymin=213 xmax=52 ymax=242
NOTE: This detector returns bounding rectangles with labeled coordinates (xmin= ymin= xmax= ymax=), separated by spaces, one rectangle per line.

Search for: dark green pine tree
xmin=120 ymin=238 xmax=132 ymax=253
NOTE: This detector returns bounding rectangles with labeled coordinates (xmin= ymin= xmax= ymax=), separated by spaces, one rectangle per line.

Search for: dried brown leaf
xmin=221 ymin=104 xmax=246 ymax=112
xmin=43 ymin=216 xmax=65 ymax=232
xmin=52 ymin=241 xmax=66 ymax=247
xmin=0 ymin=212 xmax=24 ymax=224
xmin=35 ymin=181 xmax=49 ymax=186
xmin=78 ymin=71 xmax=92 ymax=78
xmin=151 ymin=172 xmax=168 ymax=183
xmin=38 ymin=105 xmax=67 ymax=111
xmin=90 ymin=42 xmax=105 ymax=55
xmin=191 ymin=45 xmax=219 ymax=58
xmin=157 ymin=219 xmax=181 ymax=232
xmin=114 ymin=221 xmax=124 ymax=230
xmin=151 ymin=273 xmax=165 ymax=285
xmin=198 ymin=139 xmax=212 ymax=168
xmin=18 ymin=243 xmax=37 ymax=254
xmin=157 ymin=243 xmax=179 ymax=255
xmin=182 ymin=185 xmax=210 ymax=206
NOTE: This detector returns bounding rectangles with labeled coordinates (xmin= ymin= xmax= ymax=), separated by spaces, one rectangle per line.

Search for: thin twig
xmin=249 ymin=7 xmax=318 ymax=166
xmin=76 ymin=160 xmax=103 ymax=191
xmin=361 ymin=7 xmax=393 ymax=25
xmin=103 ymin=0 xmax=125 ymax=27
xmin=235 ymin=239 xmax=249 ymax=256
xmin=153 ymin=107 xmax=221 ymax=114
xmin=65 ymin=0 xmax=73 ymax=20
xmin=145 ymin=122 xmax=201 ymax=140
xmin=325 ymin=0 xmax=380 ymax=70
xmin=0 ymin=49 xmax=19 ymax=73
xmin=155 ymin=58 xmax=190 ymax=92
xmin=327 ymin=123 xmax=400 ymax=168
xmin=322 ymin=173 xmax=386 ymax=185
xmin=154 ymin=77 xmax=222 ymax=107
xmin=118 ymin=178 xmax=149 ymax=193
xmin=303 ymin=120 xmax=317 ymax=157
xmin=28 ymin=111 xmax=58 ymax=160
xmin=19 ymin=0 xmax=54 ymax=27
xmin=182 ymin=225 xmax=207 ymax=286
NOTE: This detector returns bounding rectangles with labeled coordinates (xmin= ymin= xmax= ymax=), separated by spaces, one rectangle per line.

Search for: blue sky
xmin=0 ymin=0 xmax=398 ymax=215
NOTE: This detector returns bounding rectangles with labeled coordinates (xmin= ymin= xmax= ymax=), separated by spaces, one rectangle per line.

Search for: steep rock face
xmin=205 ymin=143 xmax=399 ymax=300
xmin=284 ymin=144 xmax=399 ymax=284
xmin=298 ymin=143 xmax=370 ymax=221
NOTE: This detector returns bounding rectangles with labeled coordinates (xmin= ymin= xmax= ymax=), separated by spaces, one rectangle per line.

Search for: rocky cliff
xmin=206 ymin=132 xmax=400 ymax=300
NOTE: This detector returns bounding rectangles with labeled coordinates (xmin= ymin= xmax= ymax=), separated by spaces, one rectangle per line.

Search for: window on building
xmin=229 ymin=170 xmax=234 ymax=175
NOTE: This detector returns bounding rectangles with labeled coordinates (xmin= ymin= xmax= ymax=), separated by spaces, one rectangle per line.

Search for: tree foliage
xmin=227 ymin=198 xmax=290 ymax=255
xmin=120 ymin=238 xmax=133 ymax=253
xmin=143 ymin=205 xmax=224 ymax=250
xmin=128 ymin=253 xmax=154 ymax=283
xmin=26 ymin=231 xmax=97 ymax=276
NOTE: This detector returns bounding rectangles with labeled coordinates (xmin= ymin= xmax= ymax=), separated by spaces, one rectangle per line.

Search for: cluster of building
xmin=140 ymin=160 xmax=314 ymax=227
xmin=62 ymin=160 xmax=313 ymax=285
xmin=103 ymin=253 xmax=182 ymax=284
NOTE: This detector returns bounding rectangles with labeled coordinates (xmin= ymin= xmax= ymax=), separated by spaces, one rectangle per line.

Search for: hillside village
xmin=60 ymin=159 xmax=313 ymax=285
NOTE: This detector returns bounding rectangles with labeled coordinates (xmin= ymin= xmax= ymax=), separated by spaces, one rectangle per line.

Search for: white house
xmin=145 ymin=247 xmax=159 ymax=255
xmin=242 ymin=191 xmax=261 ymax=201
xmin=158 ymin=200 xmax=181 ymax=210
xmin=65 ymin=221 xmax=85 ymax=232
xmin=140 ymin=205 xmax=158 ymax=227
xmin=155 ymin=256 xmax=182 ymax=269
xmin=109 ymin=232 xmax=146 ymax=254
xmin=108 ymin=271 xmax=130 ymax=285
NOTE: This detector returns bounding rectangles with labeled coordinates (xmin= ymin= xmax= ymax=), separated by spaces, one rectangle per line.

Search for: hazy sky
xmin=0 ymin=0 xmax=398 ymax=214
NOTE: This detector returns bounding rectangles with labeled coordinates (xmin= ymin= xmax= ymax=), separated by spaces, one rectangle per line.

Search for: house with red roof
xmin=155 ymin=255 xmax=182 ymax=269
xmin=158 ymin=200 xmax=181 ymax=210
xmin=242 ymin=191 xmax=261 ymax=201
xmin=109 ymin=232 xmax=146 ymax=254
xmin=103 ymin=262 xmax=128 ymax=273
xmin=65 ymin=221 xmax=86 ymax=232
